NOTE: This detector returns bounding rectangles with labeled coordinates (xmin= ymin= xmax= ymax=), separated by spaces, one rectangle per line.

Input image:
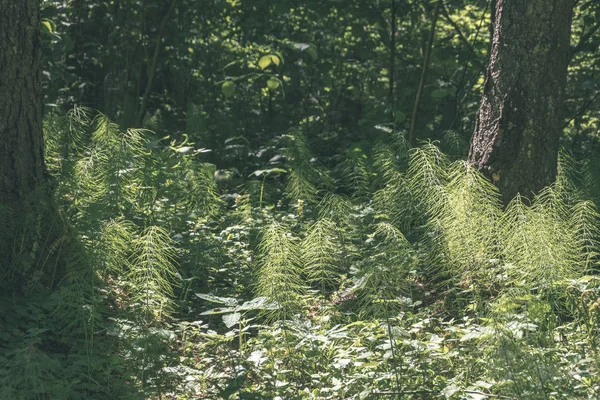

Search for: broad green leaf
xmin=395 ymin=111 xmax=407 ymax=123
xmin=200 ymin=307 xmax=237 ymax=315
xmin=267 ymin=78 xmax=280 ymax=90
xmin=42 ymin=19 xmax=55 ymax=33
xmin=201 ymin=162 xmax=218 ymax=176
xmin=359 ymin=362 xmax=379 ymax=368
xmin=269 ymin=167 xmax=287 ymax=174
xmin=223 ymin=312 xmax=241 ymax=328
xmin=221 ymin=374 xmax=246 ymax=398
xmin=176 ymin=146 xmax=192 ymax=153
xmin=195 ymin=293 xmax=238 ymax=306
xmin=441 ymin=383 xmax=461 ymax=398
xmin=259 ymin=55 xmax=279 ymax=70
xmin=251 ymin=168 xmax=287 ymax=177
xmin=222 ymin=81 xmax=236 ymax=97
xmin=293 ymin=43 xmax=310 ymax=51
xmin=431 ymin=88 xmax=451 ymax=99
xmin=293 ymin=43 xmax=318 ymax=60
xmin=247 ymin=350 xmax=266 ymax=366
xmin=238 ymin=296 xmax=279 ymax=311
xmin=274 ymin=52 xmax=284 ymax=65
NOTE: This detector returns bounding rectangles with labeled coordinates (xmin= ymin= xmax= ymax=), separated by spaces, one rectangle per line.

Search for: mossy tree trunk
xmin=0 ymin=0 xmax=62 ymax=289
xmin=468 ymin=0 xmax=573 ymax=204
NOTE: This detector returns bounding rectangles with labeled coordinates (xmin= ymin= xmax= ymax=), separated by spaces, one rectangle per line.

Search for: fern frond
xmin=334 ymin=146 xmax=371 ymax=198
xmin=318 ymin=193 xmax=353 ymax=226
xmin=302 ymin=218 xmax=340 ymax=294
xmin=501 ymin=190 xmax=583 ymax=289
xmin=74 ymin=148 xmax=110 ymax=205
xmin=556 ymin=150 xmax=583 ymax=195
xmin=387 ymin=130 xmax=410 ymax=157
xmin=283 ymin=131 xmax=331 ymax=204
xmin=407 ymin=142 xmax=448 ymax=217
xmin=170 ymin=157 xmax=223 ymax=217
xmin=286 ymin=165 xmax=320 ymax=204
xmin=128 ymin=226 xmax=180 ymax=322
xmin=372 ymin=141 xmax=405 ymax=187
xmin=373 ymin=171 xmax=415 ymax=230
xmin=435 ymin=162 xmax=502 ymax=282
xmin=441 ymin=130 xmax=466 ymax=156
xmin=0 ymin=339 xmax=69 ymax=399
xmin=373 ymin=221 xmax=412 ymax=247
xmin=569 ymin=200 xmax=599 ymax=270
xmin=97 ymin=219 xmax=136 ymax=274
xmin=52 ymin=260 xmax=99 ymax=339
xmin=255 ymin=221 xmax=305 ymax=320
xmin=356 ymin=222 xmax=416 ymax=317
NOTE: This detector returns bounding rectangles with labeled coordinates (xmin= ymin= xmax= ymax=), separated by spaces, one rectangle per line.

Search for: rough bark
xmin=0 ymin=0 xmax=61 ymax=288
xmin=468 ymin=0 xmax=573 ymax=203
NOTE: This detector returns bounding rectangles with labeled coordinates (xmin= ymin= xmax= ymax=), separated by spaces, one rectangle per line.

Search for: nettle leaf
xmin=460 ymin=327 xmax=494 ymax=342
xmin=247 ymin=350 xmax=267 ymax=366
xmin=441 ymin=383 xmax=461 ymax=398
xmin=199 ymin=307 xmax=237 ymax=315
xmin=222 ymin=81 xmax=236 ymax=97
xmin=238 ymin=296 xmax=279 ymax=311
xmin=195 ymin=293 xmax=238 ymax=306
xmin=223 ymin=312 xmax=242 ymax=328
xmin=251 ymin=168 xmax=287 ymax=177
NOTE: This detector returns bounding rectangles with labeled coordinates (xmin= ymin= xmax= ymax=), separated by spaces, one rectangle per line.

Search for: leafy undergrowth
xmin=2 ymin=109 xmax=600 ymax=399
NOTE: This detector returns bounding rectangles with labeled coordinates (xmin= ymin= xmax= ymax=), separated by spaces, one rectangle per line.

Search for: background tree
xmin=0 ymin=0 xmax=62 ymax=289
xmin=468 ymin=0 xmax=574 ymax=202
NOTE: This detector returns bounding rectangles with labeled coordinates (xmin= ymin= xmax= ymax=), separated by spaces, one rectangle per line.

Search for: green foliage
xmin=302 ymin=218 xmax=341 ymax=293
xmin=501 ymin=187 xmax=595 ymax=289
xmin=255 ymin=221 xmax=305 ymax=320
xmin=335 ymin=146 xmax=371 ymax=198
xmin=283 ymin=132 xmax=329 ymax=204
xmin=356 ymin=222 xmax=417 ymax=317
xmin=13 ymin=0 xmax=600 ymax=396
xmin=0 ymin=335 xmax=71 ymax=399
xmin=407 ymin=141 xmax=449 ymax=217
xmin=127 ymin=226 xmax=180 ymax=322
xmin=18 ymin=110 xmax=600 ymax=399
xmin=434 ymin=162 xmax=502 ymax=283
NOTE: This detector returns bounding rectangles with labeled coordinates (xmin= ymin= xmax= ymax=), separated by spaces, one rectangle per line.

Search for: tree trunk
xmin=468 ymin=0 xmax=573 ymax=203
xmin=0 ymin=0 xmax=62 ymax=289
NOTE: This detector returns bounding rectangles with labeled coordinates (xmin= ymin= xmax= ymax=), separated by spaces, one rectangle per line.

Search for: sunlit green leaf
xmin=267 ymin=77 xmax=280 ymax=90
xmin=222 ymin=81 xmax=236 ymax=97
xmin=222 ymin=312 xmax=241 ymax=328
xmin=42 ymin=19 xmax=55 ymax=33
xmin=195 ymin=293 xmax=238 ymax=306
xmin=258 ymin=55 xmax=280 ymax=70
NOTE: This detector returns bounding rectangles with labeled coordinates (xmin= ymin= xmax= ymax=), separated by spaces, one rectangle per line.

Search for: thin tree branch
xmin=409 ymin=0 xmax=441 ymax=145
xmin=440 ymin=3 xmax=480 ymax=62
xmin=561 ymin=91 xmax=600 ymax=130
xmin=570 ymin=22 xmax=600 ymax=60
xmin=136 ymin=0 xmax=177 ymax=127
xmin=449 ymin=0 xmax=490 ymax=130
